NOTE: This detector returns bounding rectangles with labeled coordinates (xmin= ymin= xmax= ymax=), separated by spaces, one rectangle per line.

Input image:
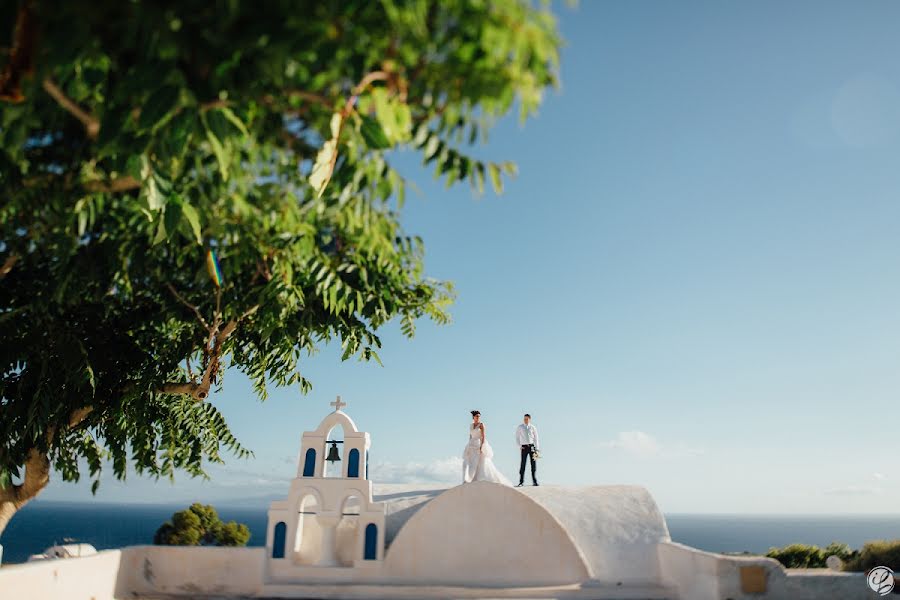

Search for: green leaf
xmin=142 ymin=156 xmax=164 ymax=211
xmin=77 ymin=210 xmax=88 ymax=237
xmin=216 ymin=107 xmax=249 ymax=137
xmin=139 ymin=85 xmax=181 ymax=131
xmin=371 ymin=88 xmax=412 ymax=144
xmin=126 ymin=155 xmax=143 ymax=181
xmin=205 ymin=109 xmax=241 ymax=142
xmin=488 ymin=163 xmax=503 ymax=194
xmin=152 ymin=215 xmax=168 ymax=245
xmin=179 ymin=201 xmax=203 ymax=244
xmin=97 ymin=107 xmax=130 ymax=150
xmin=204 ymin=125 xmax=230 ymax=181
xmin=309 ymin=112 xmax=343 ymax=197
xmin=359 ymin=115 xmax=391 ymax=149
xmin=163 ymin=201 xmax=180 ymax=240
xmin=423 ymin=135 xmax=440 ymax=160
xmin=474 ymin=162 xmax=486 ymax=194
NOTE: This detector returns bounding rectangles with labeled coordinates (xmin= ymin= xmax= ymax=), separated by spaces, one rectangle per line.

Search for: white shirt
xmin=516 ymin=423 xmax=539 ymax=449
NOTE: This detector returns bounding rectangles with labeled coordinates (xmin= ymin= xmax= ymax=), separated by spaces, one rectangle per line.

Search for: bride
xmin=462 ymin=410 xmax=512 ymax=485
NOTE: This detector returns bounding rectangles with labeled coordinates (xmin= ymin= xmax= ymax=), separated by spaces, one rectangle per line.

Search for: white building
xmin=0 ymin=397 xmax=875 ymax=599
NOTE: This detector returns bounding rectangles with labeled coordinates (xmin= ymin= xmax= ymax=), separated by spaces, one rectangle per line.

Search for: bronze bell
xmin=326 ymin=442 xmax=341 ymax=463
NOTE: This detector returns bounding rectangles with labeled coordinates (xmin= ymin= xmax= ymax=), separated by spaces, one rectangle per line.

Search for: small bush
xmin=153 ymin=503 xmax=251 ymax=547
xmin=844 ymin=539 xmax=900 ymax=572
xmin=766 ymin=543 xmax=827 ymax=568
xmin=216 ymin=521 xmax=251 ymax=547
xmin=822 ymin=542 xmax=854 ymax=561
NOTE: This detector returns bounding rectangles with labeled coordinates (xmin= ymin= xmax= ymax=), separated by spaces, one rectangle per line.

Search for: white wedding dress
xmin=462 ymin=424 xmax=512 ymax=485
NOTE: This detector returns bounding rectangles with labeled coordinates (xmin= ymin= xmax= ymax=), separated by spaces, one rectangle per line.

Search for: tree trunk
xmin=0 ymin=448 xmax=51 ymax=539
xmin=0 ymin=494 xmax=18 ymax=539
xmin=0 ymin=409 xmax=90 ymax=538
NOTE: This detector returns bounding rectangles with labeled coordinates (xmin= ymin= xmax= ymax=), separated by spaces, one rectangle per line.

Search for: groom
xmin=515 ymin=413 xmax=539 ymax=487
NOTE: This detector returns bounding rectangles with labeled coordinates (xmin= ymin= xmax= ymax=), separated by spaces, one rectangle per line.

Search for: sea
xmin=1 ymin=502 xmax=899 ymax=565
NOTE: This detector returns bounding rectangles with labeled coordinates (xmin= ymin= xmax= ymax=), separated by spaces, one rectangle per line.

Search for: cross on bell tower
xmin=330 ymin=395 xmax=347 ymax=412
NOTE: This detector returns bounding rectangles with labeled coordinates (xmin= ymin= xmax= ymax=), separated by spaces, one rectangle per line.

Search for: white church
xmin=0 ymin=397 xmax=873 ymax=599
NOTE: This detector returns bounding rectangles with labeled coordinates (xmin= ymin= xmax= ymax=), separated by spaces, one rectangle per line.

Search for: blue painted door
xmin=272 ymin=522 xmax=286 ymax=558
xmin=348 ymin=449 xmax=360 ymax=478
xmin=364 ymin=523 xmax=378 ymax=560
xmin=302 ymin=448 xmax=316 ymax=477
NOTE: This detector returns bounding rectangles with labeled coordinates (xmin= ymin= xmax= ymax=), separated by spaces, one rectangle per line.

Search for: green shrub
xmin=216 ymin=521 xmax=251 ymax=547
xmin=823 ymin=542 xmax=856 ymax=565
xmin=844 ymin=540 xmax=900 ymax=572
xmin=153 ymin=503 xmax=250 ymax=547
xmin=766 ymin=543 xmax=827 ymax=568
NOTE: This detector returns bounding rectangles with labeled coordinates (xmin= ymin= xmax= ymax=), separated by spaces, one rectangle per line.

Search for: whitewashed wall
xmin=117 ymin=545 xmax=265 ymax=597
xmin=658 ymin=541 xmax=870 ymax=600
xmin=0 ymin=550 xmax=122 ymax=600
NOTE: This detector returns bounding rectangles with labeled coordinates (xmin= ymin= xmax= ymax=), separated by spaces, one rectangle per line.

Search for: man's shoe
xmin=515 ymin=482 xmax=523 ymax=487
xmin=533 ymin=482 xmax=539 ymax=486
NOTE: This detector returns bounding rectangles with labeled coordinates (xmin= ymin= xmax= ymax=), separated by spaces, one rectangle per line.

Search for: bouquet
xmin=532 ymin=448 xmax=541 ymax=460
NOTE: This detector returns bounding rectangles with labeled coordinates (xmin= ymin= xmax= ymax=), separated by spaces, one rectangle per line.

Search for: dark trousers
xmin=519 ymin=444 xmax=537 ymax=484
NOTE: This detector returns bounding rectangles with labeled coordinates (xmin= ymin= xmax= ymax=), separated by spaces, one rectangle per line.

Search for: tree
xmin=153 ymin=502 xmax=250 ymax=547
xmin=0 ymin=0 xmax=561 ymax=536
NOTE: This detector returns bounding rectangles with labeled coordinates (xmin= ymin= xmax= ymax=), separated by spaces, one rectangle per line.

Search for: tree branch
xmin=352 ymin=71 xmax=390 ymax=96
xmin=0 ymin=2 xmax=37 ymax=103
xmin=42 ymin=78 xmax=100 ymax=138
xmin=343 ymin=70 xmax=390 ymax=117
xmin=160 ymin=382 xmax=207 ymax=399
xmin=159 ymin=304 xmax=258 ymax=401
xmin=68 ymin=406 xmax=93 ymax=429
xmin=200 ymin=99 xmax=231 ymax=111
xmin=0 ymin=254 xmax=19 ymax=279
xmin=262 ymin=90 xmax=334 ymax=113
xmin=82 ymin=176 xmax=141 ymax=193
xmin=166 ymin=283 xmax=210 ymax=329
xmin=16 ymin=449 xmax=50 ymax=501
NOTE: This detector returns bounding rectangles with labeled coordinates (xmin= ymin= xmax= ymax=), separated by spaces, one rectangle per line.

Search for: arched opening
xmin=324 ymin=424 xmax=345 ymax=478
xmin=302 ymin=448 xmax=316 ymax=477
xmin=336 ymin=494 xmax=362 ymax=565
xmin=364 ymin=523 xmax=378 ymax=560
xmin=272 ymin=522 xmax=286 ymax=559
xmin=347 ymin=448 xmax=360 ymax=478
xmin=294 ymin=493 xmax=321 ymax=565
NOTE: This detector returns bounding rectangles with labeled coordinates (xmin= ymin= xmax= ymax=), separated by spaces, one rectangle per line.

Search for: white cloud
xmin=599 ymin=431 xmax=702 ymax=459
xmin=600 ymin=431 xmax=661 ymax=457
xmin=369 ymin=457 xmax=462 ymax=484
xmin=873 ymin=472 xmax=887 ymax=481
xmin=825 ymin=485 xmax=883 ymax=496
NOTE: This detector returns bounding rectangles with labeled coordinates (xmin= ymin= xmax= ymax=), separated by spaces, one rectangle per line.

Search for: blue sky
xmin=45 ymin=1 xmax=900 ymax=513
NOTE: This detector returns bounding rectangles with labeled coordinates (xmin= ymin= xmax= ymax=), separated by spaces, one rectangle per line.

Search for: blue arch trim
xmin=364 ymin=523 xmax=378 ymax=560
xmin=348 ymin=449 xmax=360 ymax=478
xmin=272 ymin=522 xmax=286 ymax=559
xmin=302 ymin=448 xmax=316 ymax=477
